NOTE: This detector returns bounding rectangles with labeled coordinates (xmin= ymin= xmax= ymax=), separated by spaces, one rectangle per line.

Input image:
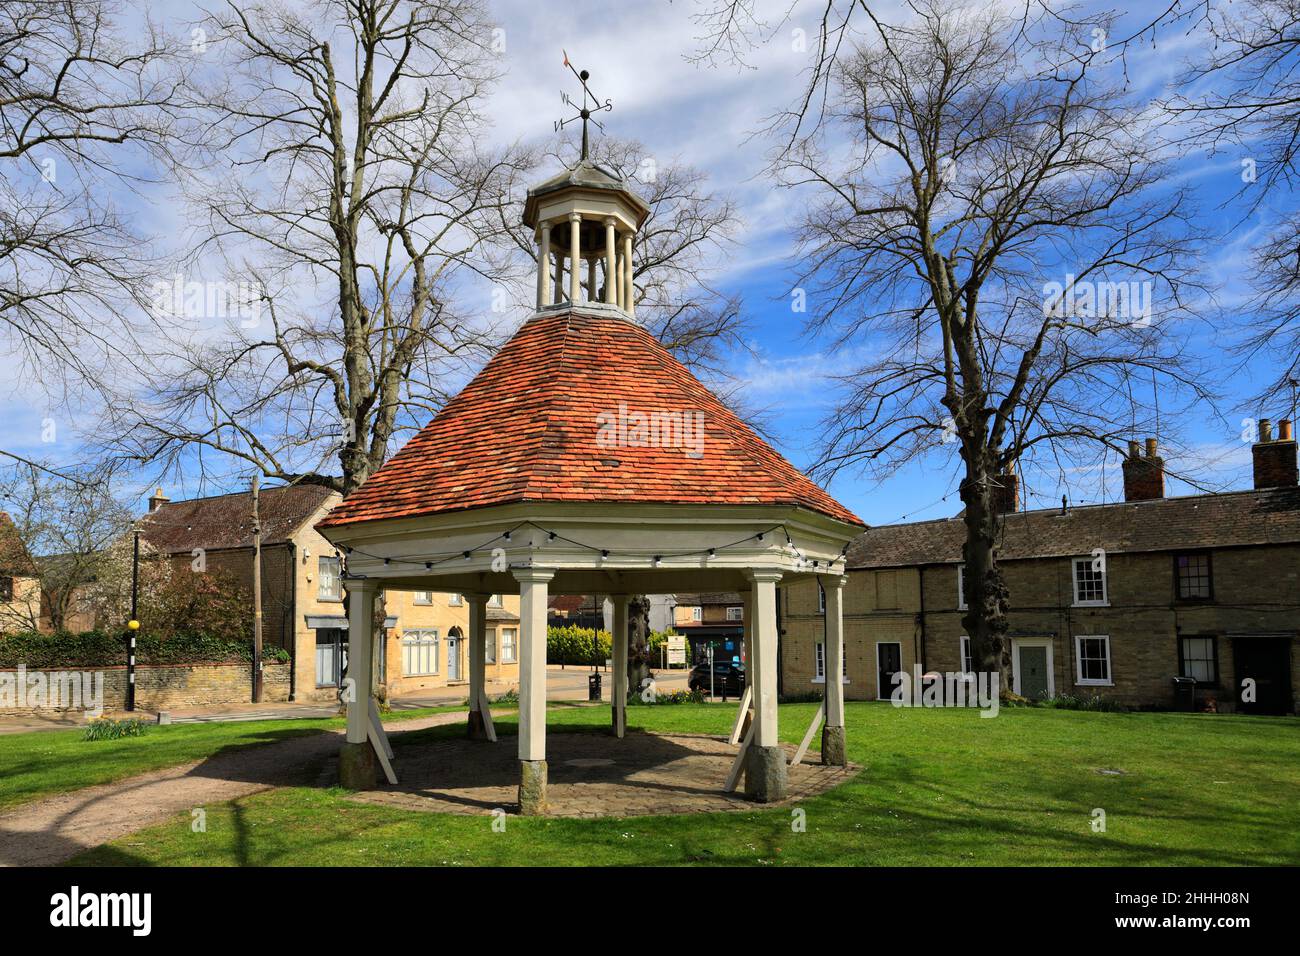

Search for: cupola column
xmin=615 ymin=248 xmax=625 ymax=309
xmin=536 ymin=224 xmax=552 ymax=308
xmin=604 ymin=217 xmax=617 ymax=305
xmin=568 ymin=212 xmax=582 ymax=304
xmin=622 ymin=233 xmax=635 ymax=317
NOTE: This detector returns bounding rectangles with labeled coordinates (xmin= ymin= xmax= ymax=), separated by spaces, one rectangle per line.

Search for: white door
xmin=447 ymin=632 xmax=462 ymax=681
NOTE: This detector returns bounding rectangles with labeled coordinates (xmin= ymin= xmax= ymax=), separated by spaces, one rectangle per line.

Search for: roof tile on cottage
xmin=847 ymin=486 xmax=1300 ymax=568
xmin=141 ymin=484 xmax=338 ymax=555
xmin=0 ymin=512 xmax=38 ymax=577
xmin=320 ymin=310 xmax=862 ymax=529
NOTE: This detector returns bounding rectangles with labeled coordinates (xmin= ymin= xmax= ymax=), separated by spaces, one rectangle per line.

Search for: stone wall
xmin=0 ymin=661 xmax=289 ymax=716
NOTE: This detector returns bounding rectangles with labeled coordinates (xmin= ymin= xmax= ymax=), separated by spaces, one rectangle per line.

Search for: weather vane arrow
xmin=555 ymin=50 xmax=612 ymax=161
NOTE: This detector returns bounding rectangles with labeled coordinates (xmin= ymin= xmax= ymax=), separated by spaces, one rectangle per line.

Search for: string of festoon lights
xmin=337 ymin=519 xmax=851 ymax=575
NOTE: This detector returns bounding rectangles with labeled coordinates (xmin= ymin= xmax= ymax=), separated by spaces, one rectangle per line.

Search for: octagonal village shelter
xmin=316 ymin=157 xmax=864 ymax=814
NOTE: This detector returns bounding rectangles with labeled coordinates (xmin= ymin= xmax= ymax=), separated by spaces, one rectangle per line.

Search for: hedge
xmin=0 ymin=630 xmax=290 ymax=669
xmin=547 ymin=625 xmax=612 ymax=666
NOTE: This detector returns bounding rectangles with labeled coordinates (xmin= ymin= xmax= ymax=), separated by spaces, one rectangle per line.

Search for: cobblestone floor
xmin=347 ymin=731 xmax=857 ymax=817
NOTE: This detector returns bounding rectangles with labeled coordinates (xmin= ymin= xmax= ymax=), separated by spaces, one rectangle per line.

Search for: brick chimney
xmin=1122 ymin=438 xmax=1165 ymax=502
xmin=147 ymin=487 xmax=170 ymax=512
xmin=992 ymin=462 xmax=1020 ymax=513
xmin=1252 ymin=418 xmax=1298 ymax=489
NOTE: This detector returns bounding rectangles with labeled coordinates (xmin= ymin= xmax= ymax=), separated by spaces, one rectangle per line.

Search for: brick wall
xmin=0 ymin=661 xmax=289 ymax=715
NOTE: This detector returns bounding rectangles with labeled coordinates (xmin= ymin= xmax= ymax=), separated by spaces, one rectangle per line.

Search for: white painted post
xmin=746 ymin=570 xmax=782 ymax=747
xmin=824 ymin=576 xmax=847 ymax=730
xmin=537 ymin=225 xmax=551 ymax=308
xmin=568 ymin=213 xmax=582 ymax=305
xmin=514 ymin=569 xmax=554 ymax=762
xmin=604 ymin=218 xmax=617 ymax=305
xmin=612 ymin=594 xmax=629 ymax=737
xmin=820 ymin=575 xmax=848 ymax=766
xmin=345 ymin=579 xmax=378 ymax=745
xmin=468 ymin=592 xmax=488 ymax=735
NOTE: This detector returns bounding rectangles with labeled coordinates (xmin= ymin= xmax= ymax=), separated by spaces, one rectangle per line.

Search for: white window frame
xmin=1071 ymin=556 xmax=1109 ymax=607
xmin=812 ymin=641 xmax=849 ymax=684
xmin=318 ymin=556 xmax=342 ymax=602
xmin=484 ymin=630 xmax=496 ymax=664
xmin=500 ymin=627 xmax=517 ymax=663
xmin=959 ymin=635 xmax=974 ymax=675
xmin=725 ymin=605 xmax=743 ymax=621
xmin=956 ymin=564 xmax=967 ymax=610
xmin=413 ymin=590 xmax=433 ymax=605
xmin=818 ymin=586 xmax=826 ymax=614
xmin=1074 ymin=634 xmax=1113 ymax=686
xmin=448 ymin=593 xmax=463 ymax=606
xmin=488 ymin=594 xmax=503 ymax=608
xmin=690 ymin=606 xmax=702 ymax=621
xmin=401 ymin=628 xmax=440 ymax=677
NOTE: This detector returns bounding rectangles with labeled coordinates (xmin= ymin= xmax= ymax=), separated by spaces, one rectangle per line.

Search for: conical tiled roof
xmin=320 ymin=309 xmax=862 ymax=529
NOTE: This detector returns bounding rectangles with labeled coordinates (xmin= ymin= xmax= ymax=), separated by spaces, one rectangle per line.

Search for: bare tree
xmin=0 ymin=463 xmax=133 ymax=631
xmin=1172 ymin=0 xmax=1300 ymax=404
xmin=786 ymin=1 xmax=1210 ymax=692
xmin=101 ymin=0 xmax=531 ymax=495
xmin=0 ymin=0 xmax=177 ymax=394
xmin=687 ymin=0 xmax=1197 ymax=160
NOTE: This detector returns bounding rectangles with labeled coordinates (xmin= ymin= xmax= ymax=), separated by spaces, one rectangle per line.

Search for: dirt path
xmin=0 ymin=711 xmax=473 ymax=867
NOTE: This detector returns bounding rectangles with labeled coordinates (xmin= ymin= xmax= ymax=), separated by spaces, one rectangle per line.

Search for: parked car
xmin=689 ymin=661 xmax=746 ymax=696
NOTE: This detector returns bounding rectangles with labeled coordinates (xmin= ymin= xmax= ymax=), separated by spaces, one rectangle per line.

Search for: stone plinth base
xmin=518 ymin=759 xmax=548 ymax=815
xmin=339 ymin=741 xmax=378 ymax=790
xmin=744 ymin=744 xmax=789 ymax=802
xmin=821 ymin=725 xmax=846 ymax=766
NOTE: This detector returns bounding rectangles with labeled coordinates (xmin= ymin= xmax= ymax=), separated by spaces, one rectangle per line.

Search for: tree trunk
xmin=959 ymin=455 xmax=1015 ymax=699
xmin=626 ymin=595 xmax=652 ymax=699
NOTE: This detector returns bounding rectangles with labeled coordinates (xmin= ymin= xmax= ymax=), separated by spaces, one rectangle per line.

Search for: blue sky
xmin=0 ymin=0 xmax=1290 ymax=525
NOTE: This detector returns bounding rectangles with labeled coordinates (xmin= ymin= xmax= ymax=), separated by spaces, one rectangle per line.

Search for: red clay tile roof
xmin=320 ymin=309 xmax=862 ymax=528
xmin=141 ymin=484 xmax=338 ymax=554
xmin=0 ymin=512 xmax=38 ymax=577
xmin=847 ymin=485 xmax=1300 ymax=568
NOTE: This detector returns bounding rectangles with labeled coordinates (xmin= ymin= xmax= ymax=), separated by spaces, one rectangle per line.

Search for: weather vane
xmin=555 ymin=50 xmax=612 ymax=161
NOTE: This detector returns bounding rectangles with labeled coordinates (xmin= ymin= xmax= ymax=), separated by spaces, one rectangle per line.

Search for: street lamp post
xmin=126 ymin=528 xmax=140 ymax=712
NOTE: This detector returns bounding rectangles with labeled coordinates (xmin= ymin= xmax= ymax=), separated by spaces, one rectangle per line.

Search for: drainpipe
xmin=917 ymin=566 xmax=928 ymax=673
xmin=287 ymin=542 xmax=298 ymax=702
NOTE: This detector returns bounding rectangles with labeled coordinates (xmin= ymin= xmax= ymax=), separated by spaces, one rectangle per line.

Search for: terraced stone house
xmin=782 ymin=424 xmax=1300 ymax=715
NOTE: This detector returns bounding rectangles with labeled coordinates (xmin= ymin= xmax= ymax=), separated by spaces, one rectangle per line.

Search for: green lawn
xmin=60 ymin=702 xmax=1300 ymax=866
xmin=0 ymin=706 xmax=465 ymax=811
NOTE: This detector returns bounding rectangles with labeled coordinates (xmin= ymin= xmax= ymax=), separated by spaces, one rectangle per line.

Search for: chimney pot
xmin=1127 ymin=440 xmax=1141 ymax=458
xmin=1145 ymin=437 xmax=1158 ymax=458
xmin=147 ymin=488 xmax=170 ymax=513
xmin=1259 ymin=418 xmax=1273 ymax=442
xmin=1280 ymin=419 xmax=1294 ymax=441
